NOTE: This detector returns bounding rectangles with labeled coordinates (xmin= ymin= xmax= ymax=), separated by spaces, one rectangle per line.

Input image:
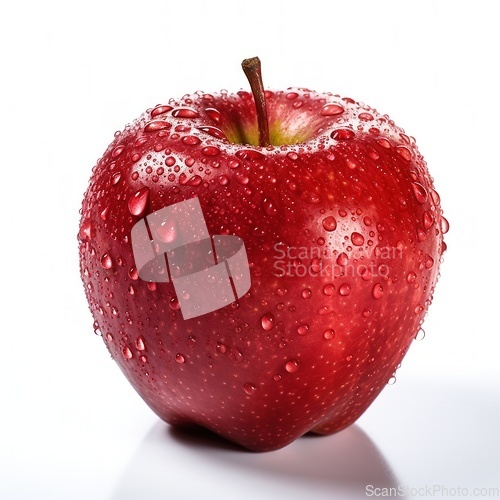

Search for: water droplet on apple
xmin=351 ymin=232 xmax=364 ymax=246
xmin=431 ymin=189 xmax=441 ymax=206
xmin=205 ymin=107 xmax=222 ymax=123
xmin=286 ymin=91 xmax=299 ymax=100
xmin=417 ymin=228 xmax=427 ymax=242
xmin=216 ymin=342 xmax=227 ymax=354
xmin=229 ymin=347 xmax=243 ymax=363
xmin=106 ymin=332 xmax=114 ymax=342
xmin=263 ymin=197 xmax=277 ymax=215
xmin=372 ymin=283 xmax=384 ymax=299
xmin=301 ymin=288 xmax=312 ymax=299
xmin=218 ymin=175 xmax=230 ymax=186
xmin=336 ymin=252 xmax=349 ymax=266
xmin=112 ymin=145 xmax=125 ymax=158
xmin=198 ymin=125 xmax=226 ymax=140
xmin=388 ymin=375 xmax=397 ymax=385
xmin=396 ymin=146 xmax=412 ymax=161
xmin=423 ymin=211 xmax=434 ymax=230
xmin=123 ymin=346 xmax=133 ymax=360
xmin=331 ymin=129 xmax=355 ymax=140
xmin=243 ymin=383 xmax=257 ymax=395
xmin=236 ymin=149 xmax=264 ymax=160
xmin=297 ymin=324 xmax=309 ymax=335
xmin=181 ymin=135 xmax=201 ymax=146
xmin=285 ymin=359 xmax=300 ymax=373
xmin=172 ymin=108 xmax=200 ymax=119
xmin=79 ymin=220 xmax=92 ymax=241
xmin=362 ymin=309 xmax=372 ymax=317
xmin=377 ymin=137 xmax=391 ymax=149
xmin=359 ymin=112 xmax=374 ymax=121
xmin=415 ymin=328 xmax=426 ymax=341
xmin=411 ymin=182 xmax=428 ymax=203
xmin=151 ymin=104 xmax=173 ymax=117
xmin=440 ymin=216 xmax=450 ymax=234
xmin=111 ymin=172 xmax=122 ymax=185
xmin=323 ymin=283 xmax=335 ymax=296
xmin=128 ymin=187 xmax=150 ymax=217
xmin=273 ymin=374 xmax=282 ymax=382
xmin=425 ymin=254 xmax=434 ymax=269
xmin=175 ymin=353 xmax=185 ymax=364
xmin=322 ymin=216 xmax=337 ymax=231
xmin=128 ymin=285 xmax=135 ymax=295
xmin=202 ymin=146 xmax=220 ymax=156
xmin=287 ymin=152 xmax=299 ymax=161
xmin=323 ymin=329 xmax=335 ymax=340
xmin=128 ymin=267 xmax=138 ymax=280
xmin=144 ymin=121 xmax=171 ymax=133
xmin=135 ymin=336 xmax=145 ymax=351
xmin=339 ymin=283 xmax=351 ymax=296
xmin=261 ymin=312 xmax=275 ymax=331
xmin=101 ymin=253 xmax=113 ymax=269
xmin=346 ymin=354 xmax=353 ymax=362
xmin=406 ymin=272 xmax=417 ymax=283
xmin=321 ymin=103 xmax=345 ymax=116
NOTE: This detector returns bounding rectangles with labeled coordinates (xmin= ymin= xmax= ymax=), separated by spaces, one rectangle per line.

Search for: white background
xmin=1 ymin=1 xmax=499 ymax=499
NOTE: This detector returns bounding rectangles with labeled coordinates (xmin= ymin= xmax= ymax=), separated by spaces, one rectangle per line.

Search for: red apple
xmin=78 ymin=58 xmax=447 ymax=451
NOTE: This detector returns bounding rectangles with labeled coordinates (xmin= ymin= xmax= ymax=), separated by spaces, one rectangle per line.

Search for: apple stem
xmin=242 ymin=57 xmax=270 ymax=147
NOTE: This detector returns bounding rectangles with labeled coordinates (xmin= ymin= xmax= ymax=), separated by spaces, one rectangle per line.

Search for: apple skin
xmin=79 ymin=88 xmax=447 ymax=451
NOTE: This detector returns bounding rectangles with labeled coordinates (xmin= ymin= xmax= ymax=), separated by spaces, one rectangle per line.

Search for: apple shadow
xmin=110 ymin=422 xmax=401 ymax=500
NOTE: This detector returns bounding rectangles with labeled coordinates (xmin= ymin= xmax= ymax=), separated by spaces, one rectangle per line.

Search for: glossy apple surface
xmin=79 ymin=85 xmax=447 ymax=451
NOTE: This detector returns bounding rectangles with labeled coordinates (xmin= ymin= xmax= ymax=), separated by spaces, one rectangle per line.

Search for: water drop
xmin=388 ymin=375 xmax=397 ymax=385
xmin=243 ymin=383 xmax=257 ymax=395
xmin=297 ymin=324 xmax=309 ymax=335
xmin=135 ymin=336 xmax=145 ymax=351
xmin=144 ymin=121 xmax=171 ymax=133
xmin=105 ymin=332 xmax=113 ymax=342
xmin=323 ymin=283 xmax=335 ymax=296
xmin=123 ymin=346 xmax=133 ymax=359
xmin=411 ymin=182 xmax=428 ymax=203
xmin=261 ymin=312 xmax=275 ymax=331
xmin=128 ymin=187 xmax=150 ymax=216
xmin=151 ymin=104 xmax=173 ymax=117
xmin=331 ymin=129 xmax=355 ymax=140
xmin=205 ymin=107 xmax=222 ymax=123
xmin=202 ymin=146 xmax=220 ymax=156
xmin=417 ymin=228 xmax=427 ymax=242
xmin=372 ymin=283 xmax=384 ymax=299
xmin=396 ymin=146 xmax=412 ymax=161
xmin=286 ymin=91 xmax=299 ymax=100
xmin=321 ymin=103 xmax=345 ymax=116
xmin=101 ymin=253 xmax=113 ymax=269
xmin=273 ymin=374 xmax=282 ymax=382
xmin=406 ymin=271 xmax=417 ymax=283
xmin=181 ymin=135 xmax=201 ymax=146
xmin=263 ymin=197 xmax=277 ymax=215
xmin=111 ymin=172 xmax=122 ymax=185
xmin=346 ymin=354 xmax=353 ymax=362
xmin=339 ymin=283 xmax=351 ymax=296
xmin=362 ymin=309 xmax=371 ymax=317
xmin=440 ymin=216 xmax=450 ymax=234
xmin=359 ymin=112 xmax=374 ymax=121
xmin=79 ymin=220 xmax=92 ymax=241
xmin=425 ymin=254 xmax=434 ymax=269
xmin=323 ymin=329 xmax=335 ymax=340
xmin=423 ymin=211 xmax=434 ymax=230
xmin=287 ymin=152 xmax=299 ymax=161
xmin=351 ymin=232 xmax=364 ymax=246
xmin=235 ymin=149 xmax=265 ymax=160
xmin=377 ymin=137 xmax=391 ymax=149
xmin=216 ymin=342 xmax=227 ymax=354
xmin=197 ymin=126 xmax=226 ymax=139
xmin=175 ymin=353 xmax=185 ymax=364
xmin=415 ymin=328 xmax=426 ymax=341
xmin=229 ymin=347 xmax=243 ymax=363
xmin=336 ymin=252 xmax=349 ymax=266
xmin=172 ymin=108 xmax=200 ymax=119
xmin=322 ymin=216 xmax=337 ymax=231
xmin=112 ymin=145 xmax=125 ymax=158
xmin=218 ymin=175 xmax=229 ymax=186
xmin=285 ymin=359 xmax=300 ymax=373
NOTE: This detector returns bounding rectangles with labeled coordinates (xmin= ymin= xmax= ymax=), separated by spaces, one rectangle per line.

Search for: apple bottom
xmin=116 ymin=339 xmax=410 ymax=452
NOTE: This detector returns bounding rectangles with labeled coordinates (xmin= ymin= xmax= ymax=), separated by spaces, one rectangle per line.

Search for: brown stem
xmin=242 ymin=57 xmax=270 ymax=147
